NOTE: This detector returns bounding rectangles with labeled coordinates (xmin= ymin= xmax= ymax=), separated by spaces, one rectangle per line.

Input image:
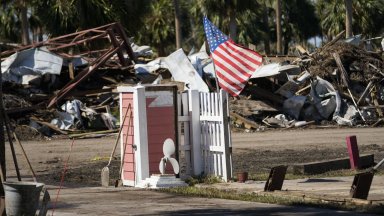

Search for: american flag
xmin=203 ymin=16 xmax=262 ymax=96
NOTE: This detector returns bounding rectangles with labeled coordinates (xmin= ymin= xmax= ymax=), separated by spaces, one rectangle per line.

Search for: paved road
xmin=47 ymin=186 xmax=371 ymax=216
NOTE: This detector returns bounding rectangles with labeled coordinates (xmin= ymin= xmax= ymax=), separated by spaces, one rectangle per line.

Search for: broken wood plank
xmin=68 ymin=49 xmax=75 ymax=80
xmin=68 ymin=88 xmax=115 ymax=97
xmin=90 ymin=105 xmax=112 ymax=114
xmin=295 ymin=45 xmax=309 ymax=56
xmin=30 ymin=117 xmax=68 ymax=135
xmin=48 ymin=45 xmax=121 ymax=108
xmin=357 ymin=80 xmax=374 ymax=105
xmin=295 ymin=85 xmax=311 ymax=95
xmin=230 ymin=112 xmax=258 ymax=129
xmin=68 ymin=129 xmax=118 ymax=139
xmin=69 ymin=62 xmax=75 ymax=80
xmin=371 ymin=118 xmax=383 ymax=127
xmin=333 ymin=52 xmax=350 ymax=87
xmin=333 ymin=52 xmax=366 ymax=122
xmin=371 ymin=85 xmax=383 ymax=117
xmin=100 ymin=76 xmax=118 ymax=84
xmin=321 ymin=30 xmax=345 ymax=50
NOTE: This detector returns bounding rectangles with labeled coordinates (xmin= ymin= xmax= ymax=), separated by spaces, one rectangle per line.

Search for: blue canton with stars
xmin=203 ymin=16 xmax=229 ymax=53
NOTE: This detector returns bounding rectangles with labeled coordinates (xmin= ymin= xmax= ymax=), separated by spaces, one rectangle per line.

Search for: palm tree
xmin=139 ymin=0 xmax=175 ymax=56
xmin=19 ymin=0 xmax=30 ymax=45
xmin=0 ymin=3 xmax=20 ymax=43
xmin=34 ymin=0 xmax=116 ymax=36
xmin=173 ymin=0 xmax=182 ymax=49
xmin=344 ymin=0 xmax=353 ymax=38
xmin=317 ymin=0 xmax=384 ymax=41
xmin=275 ymin=0 xmax=282 ymax=54
xmin=197 ymin=0 xmax=260 ymax=43
xmin=0 ymin=0 xmax=31 ymax=44
xmin=262 ymin=0 xmax=272 ymax=54
xmin=269 ymin=0 xmax=320 ymax=54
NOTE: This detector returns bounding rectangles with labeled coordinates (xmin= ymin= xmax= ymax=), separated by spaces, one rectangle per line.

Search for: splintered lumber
xmin=295 ymin=45 xmax=309 ymax=56
xmin=30 ymin=117 xmax=68 ymax=135
xmin=68 ymin=88 xmax=116 ymax=97
xmin=69 ymin=129 xmax=118 ymax=139
xmin=333 ymin=52 xmax=366 ymax=121
xmin=332 ymin=53 xmax=350 ymax=87
xmin=246 ymin=85 xmax=284 ymax=105
xmin=371 ymin=86 xmax=383 ymax=117
xmin=321 ymin=30 xmax=345 ymax=50
xmin=357 ymin=80 xmax=374 ymax=105
xmin=230 ymin=112 xmax=258 ymax=129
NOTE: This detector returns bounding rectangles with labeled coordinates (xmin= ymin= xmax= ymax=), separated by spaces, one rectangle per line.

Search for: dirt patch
xmin=37 ymin=160 xmax=121 ymax=187
xmin=233 ymin=147 xmax=349 ymax=174
xmin=4 ymin=128 xmax=384 ymax=187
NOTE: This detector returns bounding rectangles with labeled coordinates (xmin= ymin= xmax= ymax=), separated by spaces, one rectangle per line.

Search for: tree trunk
xmin=275 ymin=0 xmax=282 ymax=55
xmin=0 ymin=47 xmax=6 ymax=216
xmin=263 ymin=3 xmax=271 ymax=55
xmin=38 ymin=27 xmax=43 ymax=42
xmin=345 ymin=0 xmax=353 ymax=38
xmin=173 ymin=0 xmax=182 ymax=49
xmin=229 ymin=8 xmax=237 ymax=42
xmin=20 ymin=0 xmax=30 ymax=45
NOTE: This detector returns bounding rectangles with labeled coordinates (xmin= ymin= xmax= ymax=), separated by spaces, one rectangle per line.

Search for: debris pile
xmin=1 ymin=24 xmax=383 ymax=139
xmin=233 ymin=40 xmax=384 ymax=130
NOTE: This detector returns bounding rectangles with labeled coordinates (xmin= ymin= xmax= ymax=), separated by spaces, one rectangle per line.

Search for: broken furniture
xmin=264 ymin=165 xmax=288 ymax=191
xmin=350 ymin=156 xmax=384 ymax=200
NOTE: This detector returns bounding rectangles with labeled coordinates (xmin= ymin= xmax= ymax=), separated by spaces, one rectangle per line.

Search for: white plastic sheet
xmin=164 ymin=49 xmax=209 ymax=92
xmin=251 ymin=63 xmax=280 ymax=79
xmin=1 ymin=47 xmax=63 ymax=84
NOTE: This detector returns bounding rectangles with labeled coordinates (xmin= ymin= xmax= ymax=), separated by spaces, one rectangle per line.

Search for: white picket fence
xmin=177 ymin=90 xmax=232 ymax=181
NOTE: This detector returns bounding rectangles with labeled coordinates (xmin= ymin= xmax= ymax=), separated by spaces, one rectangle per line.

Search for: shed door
xmin=145 ymin=86 xmax=178 ymax=175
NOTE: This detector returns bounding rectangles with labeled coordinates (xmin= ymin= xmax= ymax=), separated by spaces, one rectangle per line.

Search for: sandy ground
xmin=4 ymin=127 xmax=384 ymax=185
xmin=2 ymin=127 xmax=384 ymax=215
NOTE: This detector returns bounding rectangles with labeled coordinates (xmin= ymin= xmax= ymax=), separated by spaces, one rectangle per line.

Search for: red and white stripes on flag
xmin=203 ymin=16 xmax=263 ymax=96
xmin=211 ymin=40 xmax=262 ymax=96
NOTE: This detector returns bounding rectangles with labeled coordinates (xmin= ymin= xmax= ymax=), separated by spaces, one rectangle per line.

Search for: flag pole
xmin=203 ymin=16 xmax=221 ymax=95
xmin=204 ymin=39 xmax=221 ymax=95
xmin=211 ymin=60 xmax=221 ymax=95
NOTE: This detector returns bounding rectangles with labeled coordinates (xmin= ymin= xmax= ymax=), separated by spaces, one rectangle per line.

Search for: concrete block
xmin=292 ymin=154 xmax=374 ymax=175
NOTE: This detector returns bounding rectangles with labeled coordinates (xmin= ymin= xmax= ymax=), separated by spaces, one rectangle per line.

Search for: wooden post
xmin=189 ymin=90 xmax=202 ymax=176
xmin=346 ymin=135 xmax=360 ymax=169
xmin=0 ymin=47 xmax=6 ymax=216
xmin=133 ymin=87 xmax=149 ymax=185
xmin=219 ymin=90 xmax=232 ymax=181
xmin=68 ymin=49 xmax=75 ymax=80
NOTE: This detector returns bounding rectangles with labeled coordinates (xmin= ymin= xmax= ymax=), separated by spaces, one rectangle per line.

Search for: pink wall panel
xmin=146 ymin=103 xmax=175 ymax=175
xmin=121 ymin=92 xmax=135 ymax=181
xmin=123 ymin=171 xmax=135 ymax=180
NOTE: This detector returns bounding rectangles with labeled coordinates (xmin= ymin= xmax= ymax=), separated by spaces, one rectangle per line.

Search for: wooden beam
xmin=29 ymin=117 xmax=68 ymax=135
xmin=0 ymin=48 xmax=5 ymax=216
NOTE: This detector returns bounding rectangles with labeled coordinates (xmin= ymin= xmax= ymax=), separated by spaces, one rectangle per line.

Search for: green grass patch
xmin=185 ymin=175 xmax=222 ymax=186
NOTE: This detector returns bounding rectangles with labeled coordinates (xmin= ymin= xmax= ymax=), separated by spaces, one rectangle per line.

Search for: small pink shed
xmin=117 ymin=85 xmax=179 ymax=186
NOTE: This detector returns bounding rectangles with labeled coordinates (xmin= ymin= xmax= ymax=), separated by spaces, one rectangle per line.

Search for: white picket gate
xmin=177 ymin=89 xmax=232 ymax=181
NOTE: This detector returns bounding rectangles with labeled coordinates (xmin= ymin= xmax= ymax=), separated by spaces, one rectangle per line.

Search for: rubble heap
xmin=1 ymin=24 xmax=383 ymax=139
